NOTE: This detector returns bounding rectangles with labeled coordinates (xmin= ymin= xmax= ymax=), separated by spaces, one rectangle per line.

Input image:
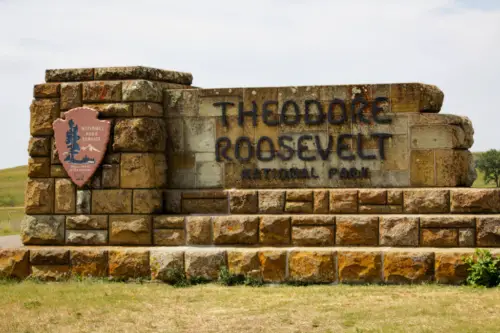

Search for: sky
xmin=0 ymin=0 xmax=499 ymax=169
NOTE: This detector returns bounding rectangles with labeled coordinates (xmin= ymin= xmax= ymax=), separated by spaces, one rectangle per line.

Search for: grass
xmin=0 ymin=165 xmax=26 ymax=207
xmin=0 ymin=281 xmax=498 ymax=333
xmin=0 ymin=207 xmax=24 ymax=236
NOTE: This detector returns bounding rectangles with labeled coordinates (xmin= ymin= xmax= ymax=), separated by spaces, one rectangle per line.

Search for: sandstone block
xmin=21 ymin=215 xmax=64 ymax=245
xmin=286 ymin=190 xmax=313 ymax=202
xmin=28 ymin=137 xmax=51 ymax=156
xmin=391 ymin=83 xmax=443 ymax=113
xmin=229 ymin=190 xmax=258 ymax=214
xmin=403 ymin=189 xmax=449 ymax=213
xmin=60 ymin=83 xmax=82 ymax=110
xmin=154 ymin=229 xmax=185 ymax=246
xmin=76 ymin=190 xmax=91 ymax=214
xmin=387 ymin=190 xmax=403 ymax=205
xmin=30 ymin=99 xmax=60 ymax=135
xmin=133 ymin=102 xmax=163 ymax=117
xmin=95 ymin=66 xmax=192 ymax=85
xmin=183 ymin=117 xmax=215 ymax=152
xmin=358 ymin=189 xmax=387 ymax=205
xmin=182 ymin=198 xmax=228 ymax=214
xmin=120 ymin=153 xmax=166 ymax=188
xmin=411 ymin=125 xmax=470 ymax=149
xmin=213 ymin=216 xmax=259 ymax=245
xmin=227 ymin=251 xmax=260 ymax=277
xmin=113 ymin=118 xmax=166 ymax=152
xmin=0 ymin=249 xmax=30 ymax=279
xmin=379 ymin=216 xmax=419 ymax=246
xmin=109 ymin=249 xmax=150 ymax=280
xmin=122 ymin=80 xmax=162 ymax=102
xmin=420 ymin=229 xmax=458 ymax=247
xmin=459 ymin=228 xmax=475 ymax=247
xmin=313 ymin=190 xmax=329 ymax=213
xmin=25 ymin=178 xmax=54 ymax=214
xmin=102 ymin=164 xmax=120 ymax=188
xmin=383 ymin=251 xmax=434 ymax=284
xmin=476 ymin=217 xmax=500 ymax=246
xmin=50 ymin=165 xmax=68 ymax=178
xmin=30 ymin=249 xmax=69 ymax=265
xmin=82 ymin=81 xmax=122 ymax=102
xmin=420 ymin=216 xmax=475 ymax=228
xmin=150 ymin=250 xmax=184 ymax=282
xmin=450 ymin=189 xmax=500 ymax=213
xmin=338 ymin=251 xmax=382 ymax=284
xmin=292 ymin=226 xmax=334 ymax=246
xmin=182 ymin=190 xmax=227 ymax=199
xmin=28 ymin=157 xmax=50 ymax=177
xmin=358 ymin=205 xmax=403 ymax=214
xmin=259 ymin=216 xmax=290 ymax=245
xmin=285 ymin=202 xmax=313 ymax=213
xmin=435 ymin=252 xmax=469 ymax=285
xmin=84 ymin=103 xmax=132 ymax=117
xmin=288 ymin=251 xmax=335 ymax=283
xmin=336 ymin=216 xmax=378 ymax=246
xmin=258 ymin=191 xmax=285 ymax=213
xmin=185 ymin=250 xmax=226 ymax=281
xmin=435 ymin=150 xmax=475 ymax=187
xmin=46 ymin=68 xmax=94 ymax=82
xmin=154 ymin=216 xmax=184 ymax=229
xmin=330 ymin=190 xmax=358 ymax=213
xmin=55 ymin=179 xmax=75 ymax=214
xmin=258 ymin=250 xmax=287 ymax=283
xmin=291 ymin=215 xmax=335 ymax=225
xmin=50 ymin=137 xmax=60 ymax=164
xmin=34 ymin=83 xmax=60 ymax=98
xmin=110 ymin=215 xmax=152 ymax=245
xmin=70 ymin=249 xmax=108 ymax=277
xmin=186 ymin=216 xmax=212 ymax=245
xmin=31 ymin=266 xmax=70 ymax=281
xmin=410 ymin=150 xmax=435 ymax=186
xmin=133 ymin=189 xmax=163 ymax=214
xmin=91 ymin=189 xmax=132 ymax=214
xmin=66 ymin=230 xmax=108 ymax=245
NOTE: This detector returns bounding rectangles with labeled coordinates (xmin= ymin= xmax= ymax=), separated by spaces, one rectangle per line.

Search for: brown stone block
xmin=358 ymin=189 xmax=386 ymax=205
xmin=30 ymin=249 xmax=69 ymax=265
xmin=164 ymin=191 xmax=182 ymax=214
xmin=286 ymin=190 xmax=313 ymax=202
xmin=34 ymin=83 xmax=60 ymax=98
xmin=420 ymin=229 xmax=458 ymax=247
xmin=91 ymin=189 xmax=132 ymax=214
xmin=60 ymin=83 xmax=82 ymax=110
xmin=434 ymin=252 xmax=469 ymax=285
xmin=185 ymin=250 xmax=226 ymax=281
xmin=46 ymin=68 xmax=94 ymax=82
xmin=380 ymin=216 xmax=419 ymax=246
xmin=0 ymin=249 xmax=30 ymax=279
xmin=288 ymin=250 xmax=335 ymax=283
xmin=70 ymin=249 xmax=108 ymax=277
xmin=133 ymin=102 xmax=163 ymax=117
xmin=109 ymin=249 xmax=150 ymax=279
xmin=66 ymin=230 xmax=107 ymax=245
xmin=102 ymin=164 xmax=120 ymax=188
xmin=313 ymin=190 xmax=329 ymax=213
xmin=336 ymin=216 xmax=378 ymax=246
xmin=403 ymin=189 xmax=449 ymax=213
xmin=390 ymin=83 xmax=443 ymax=113
xmin=82 ymin=81 xmax=122 ymax=102
xmin=21 ymin=215 xmax=64 ymax=245
xmin=477 ymin=217 xmax=500 ymax=246
xmin=94 ymin=66 xmax=192 ymax=85
xmin=329 ymin=190 xmax=358 ymax=213
xmin=285 ymin=201 xmax=313 ymax=213
xmin=50 ymin=165 xmax=68 ymax=178
xmin=150 ymin=250 xmax=184 ymax=282
xmin=291 ymin=215 xmax=335 ymax=226
xmin=55 ymin=179 xmax=75 ymax=214
xmin=259 ymin=216 xmax=290 ymax=245
xmin=30 ymin=98 xmax=60 ymax=136
xmin=259 ymin=190 xmax=285 ymax=213
xmin=182 ymin=190 xmax=227 ymax=199
xmin=435 ymin=150 xmax=475 ymax=187
xmin=213 ymin=216 xmax=259 ymax=245
xmin=113 ymin=118 xmax=166 ymax=152
xmin=292 ymin=226 xmax=334 ymax=246
xmin=154 ymin=216 xmax=184 ymax=229
xmin=383 ymin=251 xmax=434 ymax=284
xmin=459 ymin=228 xmax=475 ymax=247
xmin=387 ymin=189 xmax=403 ymax=205
xmin=31 ymin=265 xmax=70 ymax=281
xmin=186 ymin=216 xmax=212 ymax=245
xmin=358 ymin=205 xmax=403 ymax=214
xmin=154 ymin=229 xmax=185 ymax=246
xmin=338 ymin=251 xmax=382 ymax=284
xmin=182 ymin=198 xmax=228 ymax=214
xmin=28 ymin=137 xmax=51 ymax=157
xmin=133 ymin=189 xmax=163 ymax=214
xmin=420 ymin=216 xmax=475 ymax=228
xmin=51 ymin=137 xmax=61 ymax=164
xmin=84 ymin=103 xmax=132 ymax=117
xmin=28 ymin=157 xmax=50 ymax=178
xmin=25 ymin=178 xmax=54 ymax=214
xmin=229 ymin=190 xmax=258 ymax=214
xmin=227 ymin=251 xmax=260 ymax=277
xmin=410 ymin=150 xmax=435 ymax=186
xmin=120 ymin=153 xmax=166 ymax=188
xmin=109 ymin=215 xmax=152 ymax=245
xmin=122 ymin=80 xmax=162 ymax=102
xmin=450 ymin=189 xmax=500 ymax=213
xmin=258 ymin=250 xmax=286 ymax=283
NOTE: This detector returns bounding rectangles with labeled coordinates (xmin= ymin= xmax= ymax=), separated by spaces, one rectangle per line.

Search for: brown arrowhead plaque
xmin=53 ymin=107 xmax=111 ymax=187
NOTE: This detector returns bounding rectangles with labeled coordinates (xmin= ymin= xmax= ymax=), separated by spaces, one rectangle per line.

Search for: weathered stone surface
xmin=229 ymin=190 xmax=258 ymax=214
xmin=165 ymin=191 xmax=182 ymax=213
xmin=259 ymin=216 xmax=290 ymax=245
xmin=154 ymin=216 xmax=184 ymax=229
xmin=186 ymin=216 xmax=212 ymax=245
xmin=28 ymin=137 xmax=51 ymax=157
xmin=55 ymin=179 xmax=75 ymax=214
xmin=313 ymin=190 xmax=329 ymax=213
xmin=185 ymin=250 xmax=226 ymax=280
xmin=113 ymin=118 xmax=166 ymax=152
xmin=25 ymin=178 xmax=54 ymax=214
xmin=291 ymin=215 xmax=335 ymax=225
xmin=109 ymin=249 xmax=150 ymax=279
xmin=213 ymin=216 xmax=259 ymax=245
xmin=50 ymin=137 xmax=61 ymax=164
xmin=410 ymin=150 xmax=435 ymax=186
xmin=0 ymin=249 xmax=30 ymax=279
xmin=82 ymin=81 xmax=122 ymax=102
xmin=182 ymin=190 xmax=227 ymax=199
xmin=419 ymin=216 xmax=474 ymax=228
xmin=450 ymin=189 xmax=500 ymax=213
xmin=30 ymin=249 xmax=69 ymax=265
xmin=476 ymin=217 xmax=500 ymax=246
xmin=95 ymin=66 xmax=193 ymax=85
xmin=338 ymin=251 xmax=382 ymax=284
xmin=21 ymin=215 xmax=64 ymax=245
xmin=292 ymin=226 xmax=334 ymax=246
xmin=288 ymin=251 xmax=335 ymax=283
xmin=30 ymin=99 xmax=60 ymax=135
xmin=103 ymin=153 xmax=121 ymax=164
xmin=390 ymin=83 xmax=443 ymax=112
xmin=379 ymin=216 xmax=419 ymax=246
xmin=435 ymin=252 xmax=469 ymax=285
xmin=330 ymin=190 xmax=358 ymax=213
xmin=133 ymin=189 xmax=162 ymax=214
xmin=120 ymin=153 xmax=166 ymax=188
xmin=459 ymin=228 xmax=475 ymax=247
xmin=285 ymin=202 xmax=313 ymax=213
xmin=28 ymin=157 xmax=50 ymax=177
xmin=34 ymin=83 xmax=60 ymax=98
xmin=387 ymin=190 xmax=403 ymax=205
xmin=84 ymin=103 xmax=132 ymax=117
xmin=383 ymin=251 xmax=434 ymax=284
xmin=50 ymin=165 xmax=68 ymax=178
xmin=70 ymin=249 xmax=108 ymax=277
xmin=122 ymin=80 xmax=162 ymax=102
xmin=420 ymin=229 xmax=458 ymax=247
xmin=403 ymin=189 xmax=449 ymax=213
xmin=358 ymin=205 xmax=403 ymax=214
xmin=109 ymin=215 xmax=152 ymax=245
xmin=31 ymin=265 xmax=70 ymax=281
xmin=66 ymin=230 xmax=108 ymax=245
xmin=46 ymin=68 xmax=94 ymax=82
xmin=227 ymin=251 xmax=260 ymax=277
xmin=133 ymin=102 xmax=163 ymax=117
xmin=153 ymin=229 xmax=185 ymax=246
xmin=182 ymin=198 xmax=228 ymax=214
xmin=259 ymin=251 xmax=287 ymax=283
xmin=150 ymin=250 xmax=184 ymax=282
xmin=286 ymin=190 xmax=313 ymax=202
xmin=259 ymin=191 xmax=285 ymax=213
xmin=102 ymin=164 xmax=120 ymax=188
xmin=336 ymin=216 xmax=378 ymax=246
xmin=411 ymin=125 xmax=471 ymax=149
xmin=60 ymin=83 xmax=82 ymax=110
xmin=76 ymin=190 xmax=91 ymax=214
xmin=358 ymin=189 xmax=387 ymax=205
xmin=91 ymin=189 xmax=132 ymax=214
xmin=435 ymin=150 xmax=475 ymax=187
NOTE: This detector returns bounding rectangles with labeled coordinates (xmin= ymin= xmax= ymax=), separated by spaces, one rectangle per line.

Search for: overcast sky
xmin=0 ymin=0 xmax=499 ymax=169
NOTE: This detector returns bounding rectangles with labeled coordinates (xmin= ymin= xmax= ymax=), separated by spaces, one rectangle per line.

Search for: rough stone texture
xmin=288 ymin=251 xmax=335 ymax=283
xmin=434 ymin=252 xmax=469 ymax=285
xmin=60 ymin=83 xmax=82 ymax=110
xmin=28 ymin=137 xmax=51 ymax=157
xmin=292 ymin=226 xmax=334 ymax=246
xmin=359 ymin=189 xmax=387 ymax=205
xmin=55 ymin=179 xmax=75 ymax=214
xmin=410 ymin=150 xmax=435 ymax=186
xmin=336 ymin=216 xmax=378 ymax=246
xmin=476 ymin=217 xmax=500 ymax=246
xmin=102 ymin=164 xmax=120 ymax=188
xmin=186 ymin=216 xmax=212 ymax=245
xmin=70 ymin=249 xmax=108 ymax=277
xmin=285 ymin=202 xmax=313 ymax=213
xmin=259 ymin=191 xmax=285 ymax=213
xmin=31 ymin=265 xmax=70 ymax=281
xmin=50 ymin=165 xmax=68 ymax=178
xmin=313 ymin=190 xmax=329 ymax=213
xmin=154 ymin=216 xmax=184 ymax=229
xmin=229 ymin=190 xmax=258 ymax=214
xmin=120 ymin=153 xmax=166 ymax=188
xmin=291 ymin=215 xmax=335 ymax=225
xmin=450 ymin=189 xmax=500 ymax=213
xmin=330 ymin=190 xmax=358 ymax=213
xmin=379 ymin=216 xmax=419 ymax=246
xmin=150 ymin=250 xmax=184 ymax=282
xmin=182 ymin=199 xmax=228 ymax=214
xmin=383 ymin=251 xmax=434 ymax=284
xmin=82 ymin=81 xmax=121 ymax=102
xmin=153 ymin=229 xmax=185 ymax=246
xmin=227 ymin=251 xmax=260 ymax=277
xmin=113 ymin=118 xmax=166 ymax=152
xmin=76 ymin=190 xmax=91 ymax=214
xmin=122 ymin=80 xmax=162 ymax=102
xmin=435 ymin=150 xmax=476 ymax=187
xmin=420 ymin=229 xmax=458 ymax=247
xmin=182 ymin=190 xmax=227 ymax=199
xmin=133 ymin=102 xmax=164 ymax=117
xmin=0 ymin=249 xmax=30 ymax=279
xmin=185 ymin=250 xmax=226 ymax=281
xmin=403 ymin=189 xmax=449 ymax=213
xmin=259 ymin=216 xmax=290 ymax=245
xmin=109 ymin=215 xmax=152 ymax=245
xmin=46 ymin=68 xmax=94 ymax=82
xmin=34 ymin=83 xmax=60 ymax=98
xmin=213 ymin=216 xmax=259 ymax=245
xmin=358 ymin=205 xmax=403 ymax=214
xmin=109 ymin=249 xmax=150 ymax=279
xmin=286 ymin=190 xmax=313 ymax=202
xmin=258 ymin=250 xmax=287 ymax=283
xmin=133 ymin=189 xmax=162 ymax=214
xmin=30 ymin=249 xmax=69 ymax=265
xmin=459 ymin=228 xmax=475 ymax=247
xmin=391 ymin=83 xmax=444 ymax=112
xmin=387 ymin=190 xmax=403 ymax=205
xmin=21 ymin=215 xmax=64 ymax=245
xmin=30 ymin=98 xmax=60 ymax=136
xmin=28 ymin=157 xmax=50 ymax=177
xmin=66 ymin=215 xmax=107 ymax=230
xmin=338 ymin=251 xmax=382 ymax=284
xmin=84 ymin=103 xmax=132 ymax=117
xmin=91 ymin=190 xmax=132 ymax=214
xmin=165 ymin=191 xmax=182 ymax=213
xmin=94 ymin=66 xmax=193 ymax=85
xmin=420 ymin=216 xmax=475 ymax=228
xmin=66 ymin=230 xmax=108 ymax=245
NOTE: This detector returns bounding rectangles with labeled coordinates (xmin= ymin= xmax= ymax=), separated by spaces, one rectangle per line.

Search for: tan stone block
xmin=92 ymin=189 xmax=132 ymax=214
xmin=411 ymin=125 xmax=468 ymax=149
xmin=186 ymin=216 xmax=212 ymax=245
xmin=196 ymin=162 xmax=223 ymax=188
xmin=379 ymin=216 xmax=419 ymax=246
xmin=291 ymin=215 xmax=335 ymax=225
xmin=435 ymin=252 xmax=469 ymax=285
xmin=66 ymin=230 xmax=107 ymax=245
xmin=182 ymin=198 xmax=228 ymax=214
xmin=0 ymin=249 xmax=30 ymax=279
xmin=46 ymin=68 xmax=94 ymax=82
xmin=25 ymin=178 xmax=54 ymax=214
xmin=150 ymin=250 xmax=184 ymax=282
xmin=255 ymin=117 xmax=279 ymax=148
xmin=28 ymin=137 xmax=51 ymax=157
xmin=199 ymin=94 xmax=242 ymax=117
xmin=258 ymin=250 xmax=286 ymax=283
xmin=66 ymin=215 xmax=107 ymax=230
xmin=213 ymin=216 xmax=259 ymax=245
xmin=259 ymin=190 xmax=285 ymax=213
xmin=164 ymin=89 xmax=199 ymax=117
xmin=410 ymin=150 xmax=435 ymax=186
xmin=242 ymin=87 xmax=278 ymax=115
xmin=369 ymin=170 xmax=410 ymax=187
xmin=380 ymin=135 xmax=409 ymax=171
xmin=313 ymin=190 xmax=329 ymax=213
xmin=154 ymin=229 xmax=185 ymax=246
xmin=227 ymin=251 xmax=260 ymax=277
xmin=154 ymin=216 xmax=184 ymax=229
xmin=102 ymin=164 xmax=120 ymax=188
xmin=113 ymin=118 xmax=166 ymax=152
xmin=70 ymin=249 xmax=108 ymax=277
xmin=21 ymin=215 xmax=64 ymax=245
xmin=55 ymin=178 xmax=75 ymax=214
xmin=288 ymin=250 xmax=335 ymax=283
xmin=420 ymin=229 xmax=458 ymax=247
xmin=215 ymin=116 xmax=254 ymax=153
xmin=133 ymin=102 xmax=163 ymax=117
xmin=329 ymin=190 xmax=358 ymax=213
xmin=420 ymin=216 xmax=475 ymax=228
xmin=185 ymin=250 xmax=226 ymax=281
xmin=133 ymin=189 xmax=162 ymax=214
xmin=336 ymin=216 xmax=378 ymax=246
xmin=122 ymin=80 xmax=162 ymax=102
xmin=31 ymin=265 xmax=70 ymax=281
xmin=286 ymin=190 xmax=313 ymax=201
xmin=34 ymin=83 xmax=60 ymax=98
xmin=292 ymin=226 xmax=334 ymax=246
xmin=30 ymin=99 xmax=60 ymax=135
xmin=110 ymin=215 xmax=152 ymax=245
xmin=387 ymin=189 xmax=403 ymax=205
xmin=383 ymin=251 xmax=434 ymax=284
xmin=358 ymin=205 xmax=403 ymax=213
xmin=183 ymin=190 xmax=228 ymax=199
xmin=477 ymin=217 xmax=500 ymax=247
xmin=28 ymin=157 xmax=50 ymax=177
xmin=358 ymin=189 xmax=386 ymax=205
xmin=338 ymin=251 xmax=382 ymax=284
xmin=60 ymin=83 xmax=82 ymax=110
xmin=285 ymin=201 xmax=313 ymax=213
xmin=95 ymin=66 xmax=192 ymax=85
xmin=82 ymin=81 xmax=122 ymax=102
xmin=450 ymin=189 xmax=500 ymax=213
xmin=229 ymin=190 xmax=258 ymax=214
xmin=109 ymin=249 xmax=150 ymax=279
xmin=390 ymin=83 xmax=443 ymax=113
xmin=403 ymin=189 xmax=449 ymax=213
xmin=120 ymin=153 xmax=166 ymax=188
xmin=459 ymin=228 xmax=475 ymax=247
xmin=84 ymin=103 xmax=132 ymax=117
xmin=50 ymin=165 xmax=68 ymax=178
xmin=259 ymin=216 xmax=290 ymax=245
xmin=435 ymin=150 xmax=475 ymax=187
xmin=183 ymin=117 xmax=216 ymax=152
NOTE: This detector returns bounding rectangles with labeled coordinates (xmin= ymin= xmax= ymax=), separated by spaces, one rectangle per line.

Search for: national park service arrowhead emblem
xmin=53 ymin=107 xmax=111 ymax=187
